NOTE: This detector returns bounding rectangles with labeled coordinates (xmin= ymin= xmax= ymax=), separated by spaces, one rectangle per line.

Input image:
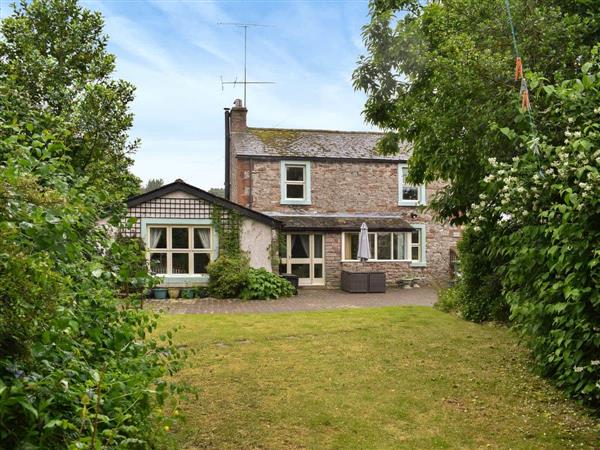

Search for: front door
xmin=279 ymin=234 xmax=324 ymax=286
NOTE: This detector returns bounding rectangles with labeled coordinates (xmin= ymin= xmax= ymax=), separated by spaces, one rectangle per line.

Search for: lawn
xmin=158 ymin=307 xmax=599 ymax=449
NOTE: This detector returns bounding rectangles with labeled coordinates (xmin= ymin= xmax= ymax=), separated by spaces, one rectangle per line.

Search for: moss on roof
xmin=248 ymin=128 xmax=302 ymax=153
xmin=237 ymin=127 xmax=409 ymax=160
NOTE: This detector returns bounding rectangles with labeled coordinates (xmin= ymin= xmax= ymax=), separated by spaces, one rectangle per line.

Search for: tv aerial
xmin=218 ymin=22 xmax=275 ymax=107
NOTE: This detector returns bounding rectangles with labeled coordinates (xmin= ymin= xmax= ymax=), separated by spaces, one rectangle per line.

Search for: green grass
xmin=158 ymin=307 xmax=599 ymax=449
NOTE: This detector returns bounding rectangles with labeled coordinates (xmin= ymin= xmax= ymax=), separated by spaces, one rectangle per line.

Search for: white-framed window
xmin=280 ymin=161 xmax=311 ymax=205
xmin=342 ymin=226 xmax=426 ymax=266
xmin=398 ymin=163 xmax=426 ymax=206
xmin=147 ymin=225 xmax=212 ymax=275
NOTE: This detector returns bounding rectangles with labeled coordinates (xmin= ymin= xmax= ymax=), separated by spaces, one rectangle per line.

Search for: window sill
xmin=281 ymin=199 xmax=311 ymax=205
xmin=398 ymin=201 xmax=422 ymax=207
xmin=410 ymin=261 xmax=427 ymax=268
xmin=341 ymin=259 xmax=412 ymax=263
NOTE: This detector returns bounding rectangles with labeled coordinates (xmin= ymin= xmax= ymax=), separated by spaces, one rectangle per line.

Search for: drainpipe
xmin=224 ymin=108 xmax=231 ymax=200
xmin=248 ymin=158 xmax=253 ymax=209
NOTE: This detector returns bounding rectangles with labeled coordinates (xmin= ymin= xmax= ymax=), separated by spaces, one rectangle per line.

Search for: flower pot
xmin=180 ymin=288 xmax=196 ymax=299
xmin=153 ymin=288 xmax=168 ymax=300
xmin=168 ymin=288 xmax=180 ymax=299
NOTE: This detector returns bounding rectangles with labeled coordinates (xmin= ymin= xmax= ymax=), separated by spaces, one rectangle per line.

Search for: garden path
xmin=146 ymin=287 xmax=437 ymax=314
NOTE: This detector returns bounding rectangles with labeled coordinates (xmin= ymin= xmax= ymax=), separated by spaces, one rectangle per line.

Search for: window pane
xmin=369 ymin=233 xmax=375 ymax=258
xmin=172 ymin=228 xmax=189 ymax=249
xmin=172 ymin=253 xmax=189 ymax=274
xmin=314 ymin=264 xmax=323 ymax=279
xmin=313 ymin=234 xmax=323 ymax=258
xmin=194 ymin=228 xmax=211 ymax=249
xmin=193 ymin=253 xmax=210 ymax=274
xmin=402 ymin=186 xmax=418 ymax=201
xmin=286 ymin=184 xmax=304 ymax=199
xmin=149 ymin=253 xmax=167 ymax=274
xmin=291 ymin=235 xmax=309 ymax=258
xmin=393 ymin=233 xmax=406 ymax=260
xmin=377 ymin=233 xmax=392 ymax=260
xmin=149 ymin=228 xmax=166 ymax=249
xmin=411 ymin=229 xmax=420 ymax=244
xmin=411 ymin=245 xmax=420 ymax=261
xmin=344 ymin=233 xmax=359 ymax=259
xmin=291 ymin=263 xmax=310 ymax=278
xmin=286 ymin=166 xmax=304 ymax=181
xmin=279 ymin=263 xmax=287 ymax=274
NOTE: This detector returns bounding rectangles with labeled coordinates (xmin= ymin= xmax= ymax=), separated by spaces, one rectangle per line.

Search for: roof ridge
xmin=246 ymin=126 xmax=385 ymax=135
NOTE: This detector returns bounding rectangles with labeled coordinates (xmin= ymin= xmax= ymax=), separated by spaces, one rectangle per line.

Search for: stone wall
xmin=232 ymin=158 xmax=446 ymax=215
xmin=230 ymin=157 xmax=461 ymax=287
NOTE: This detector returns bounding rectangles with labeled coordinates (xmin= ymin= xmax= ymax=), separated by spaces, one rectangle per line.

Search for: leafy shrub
xmin=434 ymin=286 xmax=461 ymax=313
xmin=0 ymin=142 xmax=188 ymax=448
xmin=453 ymin=229 xmax=509 ymax=323
xmin=194 ymin=287 xmax=209 ymax=298
xmin=240 ymin=268 xmax=295 ymax=300
xmin=207 ymin=255 xmax=250 ymax=298
xmin=0 ymin=0 xmax=188 ymax=442
xmin=467 ymin=51 xmax=600 ymax=406
xmin=207 ymin=256 xmax=294 ymax=300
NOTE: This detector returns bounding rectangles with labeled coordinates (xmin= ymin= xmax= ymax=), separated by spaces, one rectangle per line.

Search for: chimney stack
xmin=229 ymin=98 xmax=247 ymax=132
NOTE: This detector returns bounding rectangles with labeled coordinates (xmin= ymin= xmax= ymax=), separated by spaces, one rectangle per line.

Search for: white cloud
xmin=90 ymin=0 xmax=376 ymax=185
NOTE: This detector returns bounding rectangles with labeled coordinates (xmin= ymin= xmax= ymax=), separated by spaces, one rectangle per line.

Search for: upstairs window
xmin=280 ymin=161 xmax=311 ymax=205
xmin=398 ymin=163 xmax=426 ymax=206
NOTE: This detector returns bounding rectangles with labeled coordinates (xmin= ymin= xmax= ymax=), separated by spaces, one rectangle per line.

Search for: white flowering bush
xmin=466 ymin=48 xmax=600 ymax=406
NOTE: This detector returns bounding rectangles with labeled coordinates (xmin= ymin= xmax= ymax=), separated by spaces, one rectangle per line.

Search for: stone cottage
xmin=225 ymin=99 xmax=461 ymax=288
xmin=124 ymin=180 xmax=279 ymax=287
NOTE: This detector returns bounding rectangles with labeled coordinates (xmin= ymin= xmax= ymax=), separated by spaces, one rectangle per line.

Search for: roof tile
xmin=232 ymin=127 xmax=411 ymax=160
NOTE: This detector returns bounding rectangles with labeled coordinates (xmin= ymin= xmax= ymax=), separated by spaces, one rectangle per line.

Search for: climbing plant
xmin=211 ymin=205 xmax=242 ymax=257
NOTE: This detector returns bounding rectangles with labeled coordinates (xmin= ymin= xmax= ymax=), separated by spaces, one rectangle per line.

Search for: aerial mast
xmin=218 ymin=22 xmax=274 ymax=107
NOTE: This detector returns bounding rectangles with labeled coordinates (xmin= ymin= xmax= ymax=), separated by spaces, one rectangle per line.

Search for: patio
xmin=145 ymin=287 xmax=437 ymax=314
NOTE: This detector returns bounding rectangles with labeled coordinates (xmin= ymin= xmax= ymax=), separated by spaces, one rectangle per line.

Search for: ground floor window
xmin=342 ymin=227 xmax=425 ymax=264
xmin=279 ymin=233 xmax=324 ymax=286
xmin=147 ymin=225 xmax=212 ymax=275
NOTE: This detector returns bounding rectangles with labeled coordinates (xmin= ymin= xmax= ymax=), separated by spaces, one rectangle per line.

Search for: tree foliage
xmin=467 ymin=50 xmax=600 ymax=406
xmin=143 ymin=178 xmax=164 ymax=193
xmin=0 ymin=1 xmax=188 ymax=446
xmin=0 ymin=0 xmax=140 ymax=207
xmin=354 ymin=0 xmax=598 ymax=223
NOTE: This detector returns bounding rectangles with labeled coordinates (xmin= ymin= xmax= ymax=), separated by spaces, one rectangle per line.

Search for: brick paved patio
xmin=145 ymin=287 xmax=437 ymax=314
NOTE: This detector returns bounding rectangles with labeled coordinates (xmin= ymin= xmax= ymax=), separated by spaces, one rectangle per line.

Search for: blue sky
xmin=3 ymin=0 xmax=377 ymax=189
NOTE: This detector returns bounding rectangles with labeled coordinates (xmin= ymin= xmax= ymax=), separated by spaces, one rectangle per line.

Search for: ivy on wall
xmin=211 ymin=205 xmax=242 ymax=257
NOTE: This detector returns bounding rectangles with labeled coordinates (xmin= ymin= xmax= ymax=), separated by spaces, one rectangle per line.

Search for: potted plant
xmin=167 ymin=287 xmax=180 ymax=299
xmin=180 ymin=287 xmax=196 ymax=299
xmin=152 ymin=287 xmax=168 ymax=299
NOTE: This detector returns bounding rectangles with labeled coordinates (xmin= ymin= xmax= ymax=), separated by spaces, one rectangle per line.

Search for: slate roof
xmin=274 ymin=215 xmax=414 ymax=232
xmin=232 ymin=127 xmax=411 ymax=161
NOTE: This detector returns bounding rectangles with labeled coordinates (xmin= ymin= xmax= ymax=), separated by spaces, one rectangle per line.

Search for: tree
xmin=143 ymin=178 xmax=164 ymax=192
xmin=467 ymin=51 xmax=600 ymax=405
xmin=0 ymin=1 xmax=186 ymax=446
xmin=208 ymin=187 xmax=225 ymax=198
xmin=0 ymin=0 xmax=140 ymax=207
xmin=354 ymin=0 xmax=598 ymax=223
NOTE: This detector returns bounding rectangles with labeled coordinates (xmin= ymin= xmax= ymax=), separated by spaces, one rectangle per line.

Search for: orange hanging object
xmin=514 ymin=56 xmax=523 ymax=81
xmin=519 ymin=78 xmax=531 ymax=111
xmin=521 ymin=89 xmax=530 ymax=110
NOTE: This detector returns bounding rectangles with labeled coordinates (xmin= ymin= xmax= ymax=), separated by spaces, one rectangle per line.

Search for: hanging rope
xmin=503 ymin=0 xmax=539 ymax=154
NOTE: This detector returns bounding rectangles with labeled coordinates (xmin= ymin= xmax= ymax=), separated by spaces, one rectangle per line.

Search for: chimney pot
xmin=229 ymin=99 xmax=247 ymax=132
